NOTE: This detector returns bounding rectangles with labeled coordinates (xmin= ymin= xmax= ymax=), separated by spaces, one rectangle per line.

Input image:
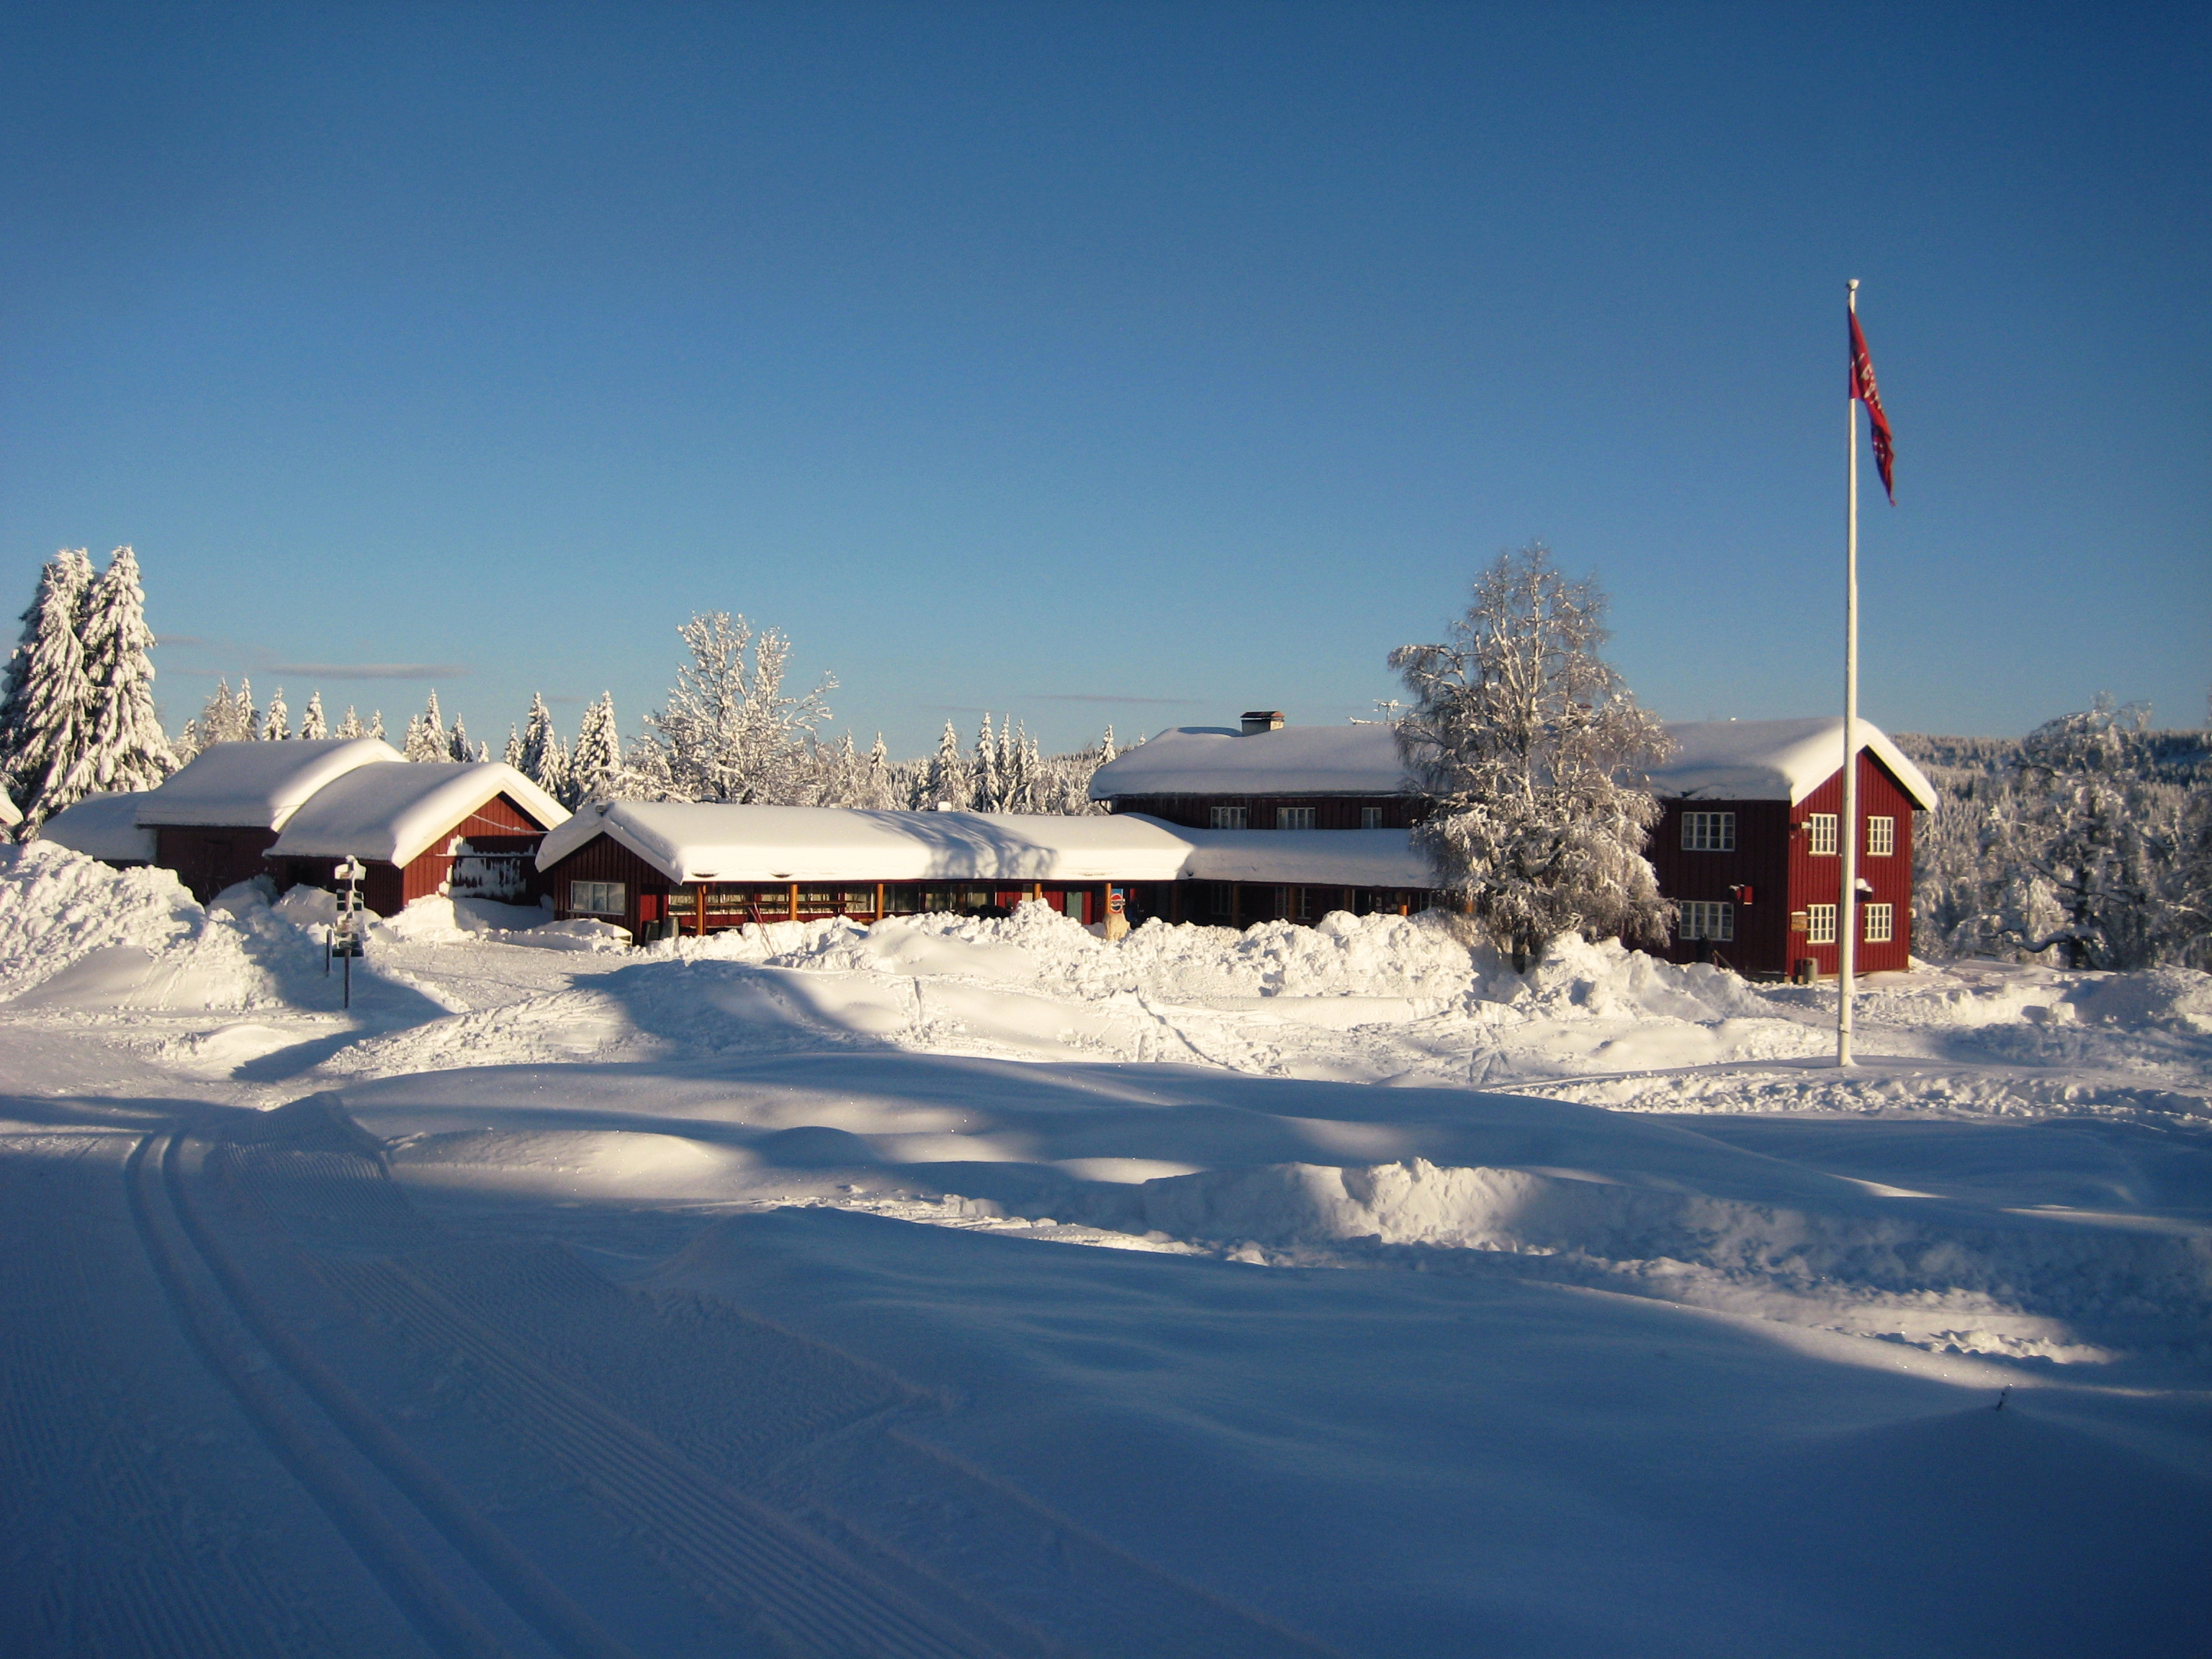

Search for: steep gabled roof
xmin=269 ymin=762 xmax=567 ymax=867
xmin=134 ymin=738 xmax=405 ymax=830
xmin=1090 ymin=724 xmax=1406 ymax=799
xmin=1642 ymin=719 xmax=1938 ymax=809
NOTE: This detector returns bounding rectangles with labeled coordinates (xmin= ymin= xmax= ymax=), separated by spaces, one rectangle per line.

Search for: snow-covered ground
xmin=1 ymin=839 xmax=2206 ymax=1656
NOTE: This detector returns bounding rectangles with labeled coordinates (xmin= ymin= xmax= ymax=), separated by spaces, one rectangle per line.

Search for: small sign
xmin=334 ymin=858 xmax=367 ymax=882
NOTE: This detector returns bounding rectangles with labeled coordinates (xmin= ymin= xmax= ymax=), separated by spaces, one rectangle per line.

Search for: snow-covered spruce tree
xmin=517 ymin=693 xmax=570 ymax=800
xmin=334 ymin=705 xmax=362 ymax=739
xmin=261 ymin=688 xmax=291 ymax=741
xmin=920 ymin=720 xmax=968 ymax=809
xmin=0 ymin=549 xmax=100 ymax=826
xmin=446 ymin=716 xmax=472 ymax=764
xmin=405 ymin=691 xmax=446 ymax=762
xmin=1390 ymin=543 xmax=1672 ymax=973
xmin=865 ymin=735 xmax=894 ymax=809
xmin=76 ymin=547 xmax=178 ymax=793
xmin=300 ymin=691 xmax=328 ymax=741
xmin=635 ymin=613 xmax=835 ymax=804
xmin=970 ymin=714 xmax=1003 ymax=811
xmin=502 ymin=724 xmax=523 ymax=768
xmin=567 ymin=691 xmax=624 ymax=806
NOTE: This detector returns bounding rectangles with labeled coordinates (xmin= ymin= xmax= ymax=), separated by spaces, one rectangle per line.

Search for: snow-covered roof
xmin=269 ymin=763 xmax=567 ymax=867
xmin=1091 ymin=724 xmax=1407 ymax=799
xmin=134 ymin=738 xmax=405 ymax=830
xmin=39 ymin=791 xmax=156 ymax=863
xmin=541 ymin=803 xmax=1198 ymax=884
xmin=1172 ymin=827 xmax=1431 ymax=886
xmin=1642 ymin=719 xmax=1938 ymax=809
xmin=539 ymin=801 xmax=1434 ymax=889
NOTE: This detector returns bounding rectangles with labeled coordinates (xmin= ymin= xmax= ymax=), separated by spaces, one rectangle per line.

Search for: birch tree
xmin=636 ymin=613 xmax=835 ymax=804
xmin=1391 ymin=543 xmax=1672 ymax=972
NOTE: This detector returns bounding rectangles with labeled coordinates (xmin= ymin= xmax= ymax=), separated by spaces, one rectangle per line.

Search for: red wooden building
xmin=1640 ymin=719 xmax=1937 ymax=979
xmin=130 ymin=737 xmax=405 ymax=901
xmin=264 ymin=761 xmax=567 ymax=917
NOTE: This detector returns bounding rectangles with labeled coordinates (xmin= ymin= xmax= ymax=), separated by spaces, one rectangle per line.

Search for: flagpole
xmin=1839 ymin=279 xmax=1861 ymax=1068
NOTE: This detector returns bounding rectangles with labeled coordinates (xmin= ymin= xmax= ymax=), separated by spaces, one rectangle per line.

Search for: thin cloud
xmin=152 ymin=634 xmax=211 ymax=649
xmin=267 ymin=662 xmax=472 ymax=680
xmin=1022 ymin=694 xmax=1205 ymax=706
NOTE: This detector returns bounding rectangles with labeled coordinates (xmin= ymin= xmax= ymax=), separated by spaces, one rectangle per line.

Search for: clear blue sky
xmin=4 ymin=2 xmax=2206 ymax=757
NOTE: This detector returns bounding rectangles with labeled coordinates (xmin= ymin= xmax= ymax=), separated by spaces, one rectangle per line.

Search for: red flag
xmin=1849 ymin=310 xmax=1894 ymax=502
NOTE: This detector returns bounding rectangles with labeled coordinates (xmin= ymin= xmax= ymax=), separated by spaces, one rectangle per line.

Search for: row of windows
xmin=1677 ymin=811 xmax=1895 ymax=857
xmin=1210 ymin=806 xmax=1384 ymax=830
xmin=1678 ymin=902 xmax=1894 ymax=947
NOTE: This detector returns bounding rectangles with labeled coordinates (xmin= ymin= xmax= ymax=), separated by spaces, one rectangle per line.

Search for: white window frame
xmin=1678 ymin=900 xmax=1734 ymax=941
xmin=569 ymin=879 xmax=626 ymax=916
xmin=1807 ymin=814 xmax=1838 ymax=856
xmin=1866 ymin=816 xmax=1896 ymax=858
xmin=1210 ymin=805 xmax=1248 ymax=830
xmin=1277 ymin=806 xmax=1315 ymax=830
xmin=1806 ymin=903 xmax=1838 ymax=945
xmin=1681 ymin=811 xmax=1736 ymax=853
xmin=1863 ymin=902 xmax=1894 ymax=944
xmin=1359 ymin=806 xmax=1383 ymax=830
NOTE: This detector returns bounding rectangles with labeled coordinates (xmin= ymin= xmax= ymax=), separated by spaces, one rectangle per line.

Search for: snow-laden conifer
xmin=866 ymin=734 xmax=894 ymax=809
xmin=300 ymin=691 xmax=328 ymax=741
xmin=446 ymin=716 xmax=472 ymax=764
xmin=971 ymin=714 xmax=1002 ymax=811
xmin=517 ymin=693 xmax=570 ymax=800
xmin=635 ymin=613 xmax=834 ymax=804
xmin=1390 ymin=543 xmax=1671 ymax=972
xmin=405 ymin=691 xmax=448 ymax=761
xmin=77 ymin=547 xmax=177 ymax=793
xmin=921 ymin=720 xmax=968 ymax=809
xmin=502 ymin=724 xmax=523 ymax=768
xmin=367 ymin=709 xmax=385 ymax=739
xmin=261 ymin=688 xmax=292 ymax=742
xmin=334 ymin=706 xmax=362 ymax=739
xmin=568 ymin=691 xmax=623 ymax=806
xmin=4 ymin=550 xmax=102 ymax=830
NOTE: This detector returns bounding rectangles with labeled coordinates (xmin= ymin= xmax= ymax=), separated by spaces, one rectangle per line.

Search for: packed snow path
xmin=2 ymin=845 xmax=2208 ymax=1654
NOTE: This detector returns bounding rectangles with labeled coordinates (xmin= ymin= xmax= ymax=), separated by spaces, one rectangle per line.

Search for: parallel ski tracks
xmin=152 ymin=1116 xmax=1035 ymax=1659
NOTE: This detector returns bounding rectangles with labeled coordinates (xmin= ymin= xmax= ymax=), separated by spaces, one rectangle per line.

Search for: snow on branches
xmin=0 ymin=547 xmax=176 ymax=832
xmin=634 ymin=612 xmax=835 ymax=805
xmin=1390 ymin=543 xmax=1671 ymax=972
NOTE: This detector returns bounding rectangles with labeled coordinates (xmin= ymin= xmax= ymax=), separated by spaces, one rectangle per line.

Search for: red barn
xmin=131 ymin=737 xmax=405 ymax=901
xmin=264 ymin=761 xmax=567 ymax=917
xmin=1641 ymin=719 xmax=1937 ymax=979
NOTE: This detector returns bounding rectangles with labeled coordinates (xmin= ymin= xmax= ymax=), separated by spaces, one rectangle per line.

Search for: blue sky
xmin=4 ymin=2 xmax=2206 ymax=756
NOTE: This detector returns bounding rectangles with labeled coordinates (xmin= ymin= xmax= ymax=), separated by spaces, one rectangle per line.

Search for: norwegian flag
xmin=1849 ymin=310 xmax=1894 ymax=502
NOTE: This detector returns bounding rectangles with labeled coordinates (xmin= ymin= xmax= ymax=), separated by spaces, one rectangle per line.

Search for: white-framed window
xmin=1678 ymin=900 xmax=1734 ymax=941
xmin=1863 ymin=902 xmax=1894 ymax=944
xmin=1806 ymin=903 xmax=1838 ymax=944
xmin=1210 ymin=805 xmax=1248 ymax=830
xmin=569 ymin=879 xmax=625 ymax=916
xmin=1277 ymin=806 xmax=1314 ymax=830
xmin=1866 ymin=816 xmax=1896 ymax=858
xmin=1681 ymin=811 xmax=1736 ymax=852
xmin=1360 ymin=806 xmax=1383 ymax=830
xmin=1807 ymin=814 xmax=1838 ymax=856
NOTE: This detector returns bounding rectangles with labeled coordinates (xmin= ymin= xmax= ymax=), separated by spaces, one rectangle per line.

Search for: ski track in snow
xmin=3 ymin=842 xmax=2209 ymax=1656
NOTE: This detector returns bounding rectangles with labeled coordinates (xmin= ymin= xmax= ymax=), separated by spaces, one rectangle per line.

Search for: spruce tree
xmin=367 ymin=709 xmax=386 ymax=739
xmin=518 ymin=693 xmax=569 ymax=799
xmin=233 ymin=679 xmax=258 ymax=739
xmin=922 ymin=720 xmax=968 ymax=809
xmin=568 ymin=691 xmax=622 ymax=806
xmin=0 ymin=550 xmax=93 ymax=798
xmin=446 ymin=715 xmax=472 ymax=763
xmin=503 ymin=723 xmax=523 ymax=768
xmin=6 ymin=550 xmax=101 ymax=830
xmin=972 ymin=714 xmax=1001 ymax=811
xmin=300 ymin=691 xmax=328 ymax=740
xmin=406 ymin=691 xmax=446 ymax=761
xmin=77 ymin=547 xmax=177 ymax=791
xmin=261 ymin=687 xmax=292 ymax=741
xmin=336 ymin=705 xmax=363 ymax=739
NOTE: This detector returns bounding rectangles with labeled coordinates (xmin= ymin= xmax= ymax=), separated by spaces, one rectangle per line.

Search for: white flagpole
xmin=1839 ymin=279 xmax=1861 ymax=1068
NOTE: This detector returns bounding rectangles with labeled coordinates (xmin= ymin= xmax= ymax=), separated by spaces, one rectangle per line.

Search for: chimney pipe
xmin=1240 ymin=710 xmax=1285 ymax=736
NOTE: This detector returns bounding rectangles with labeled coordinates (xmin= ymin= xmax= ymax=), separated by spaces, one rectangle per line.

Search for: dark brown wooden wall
xmin=154 ymin=827 xmax=281 ymax=903
xmin=1646 ymin=800 xmax=1794 ymax=975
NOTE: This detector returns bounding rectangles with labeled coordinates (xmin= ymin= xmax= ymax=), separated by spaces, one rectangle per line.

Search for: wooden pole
xmin=875 ymin=881 xmax=885 ymax=921
xmin=695 ymin=884 xmax=706 ymax=938
xmin=788 ymin=881 xmax=799 ymax=922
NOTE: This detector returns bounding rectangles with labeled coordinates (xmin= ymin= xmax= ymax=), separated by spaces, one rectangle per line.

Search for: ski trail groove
xmin=157 ymin=1128 xmax=642 ymax=1659
xmin=125 ymin=1129 xmax=511 ymax=1659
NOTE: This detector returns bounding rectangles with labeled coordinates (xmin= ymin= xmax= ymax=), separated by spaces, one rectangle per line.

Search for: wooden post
xmin=1231 ymin=884 xmax=1242 ymax=930
xmin=788 ymin=881 xmax=799 ymax=921
xmin=875 ymin=881 xmax=885 ymax=921
xmin=694 ymin=884 xmax=707 ymax=938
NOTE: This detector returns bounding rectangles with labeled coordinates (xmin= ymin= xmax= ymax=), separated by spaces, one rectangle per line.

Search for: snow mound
xmin=0 ymin=842 xmax=277 ymax=1007
xmin=2066 ymin=968 xmax=2212 ymax=1035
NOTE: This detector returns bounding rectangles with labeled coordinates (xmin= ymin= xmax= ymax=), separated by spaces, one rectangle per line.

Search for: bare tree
xmin=1390 ymin=543 xmax=1672 ymax=972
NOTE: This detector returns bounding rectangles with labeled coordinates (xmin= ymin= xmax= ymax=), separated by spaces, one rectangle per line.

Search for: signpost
xmin=328 ymin=858 xmax=367 ymax=1008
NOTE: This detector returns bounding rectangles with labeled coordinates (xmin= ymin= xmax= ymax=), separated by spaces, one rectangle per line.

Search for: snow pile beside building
xmin=681 ymin=902 xmax=1770 ymax=1025
xmin=0 ymin=842 xmax=294 ymax=1009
